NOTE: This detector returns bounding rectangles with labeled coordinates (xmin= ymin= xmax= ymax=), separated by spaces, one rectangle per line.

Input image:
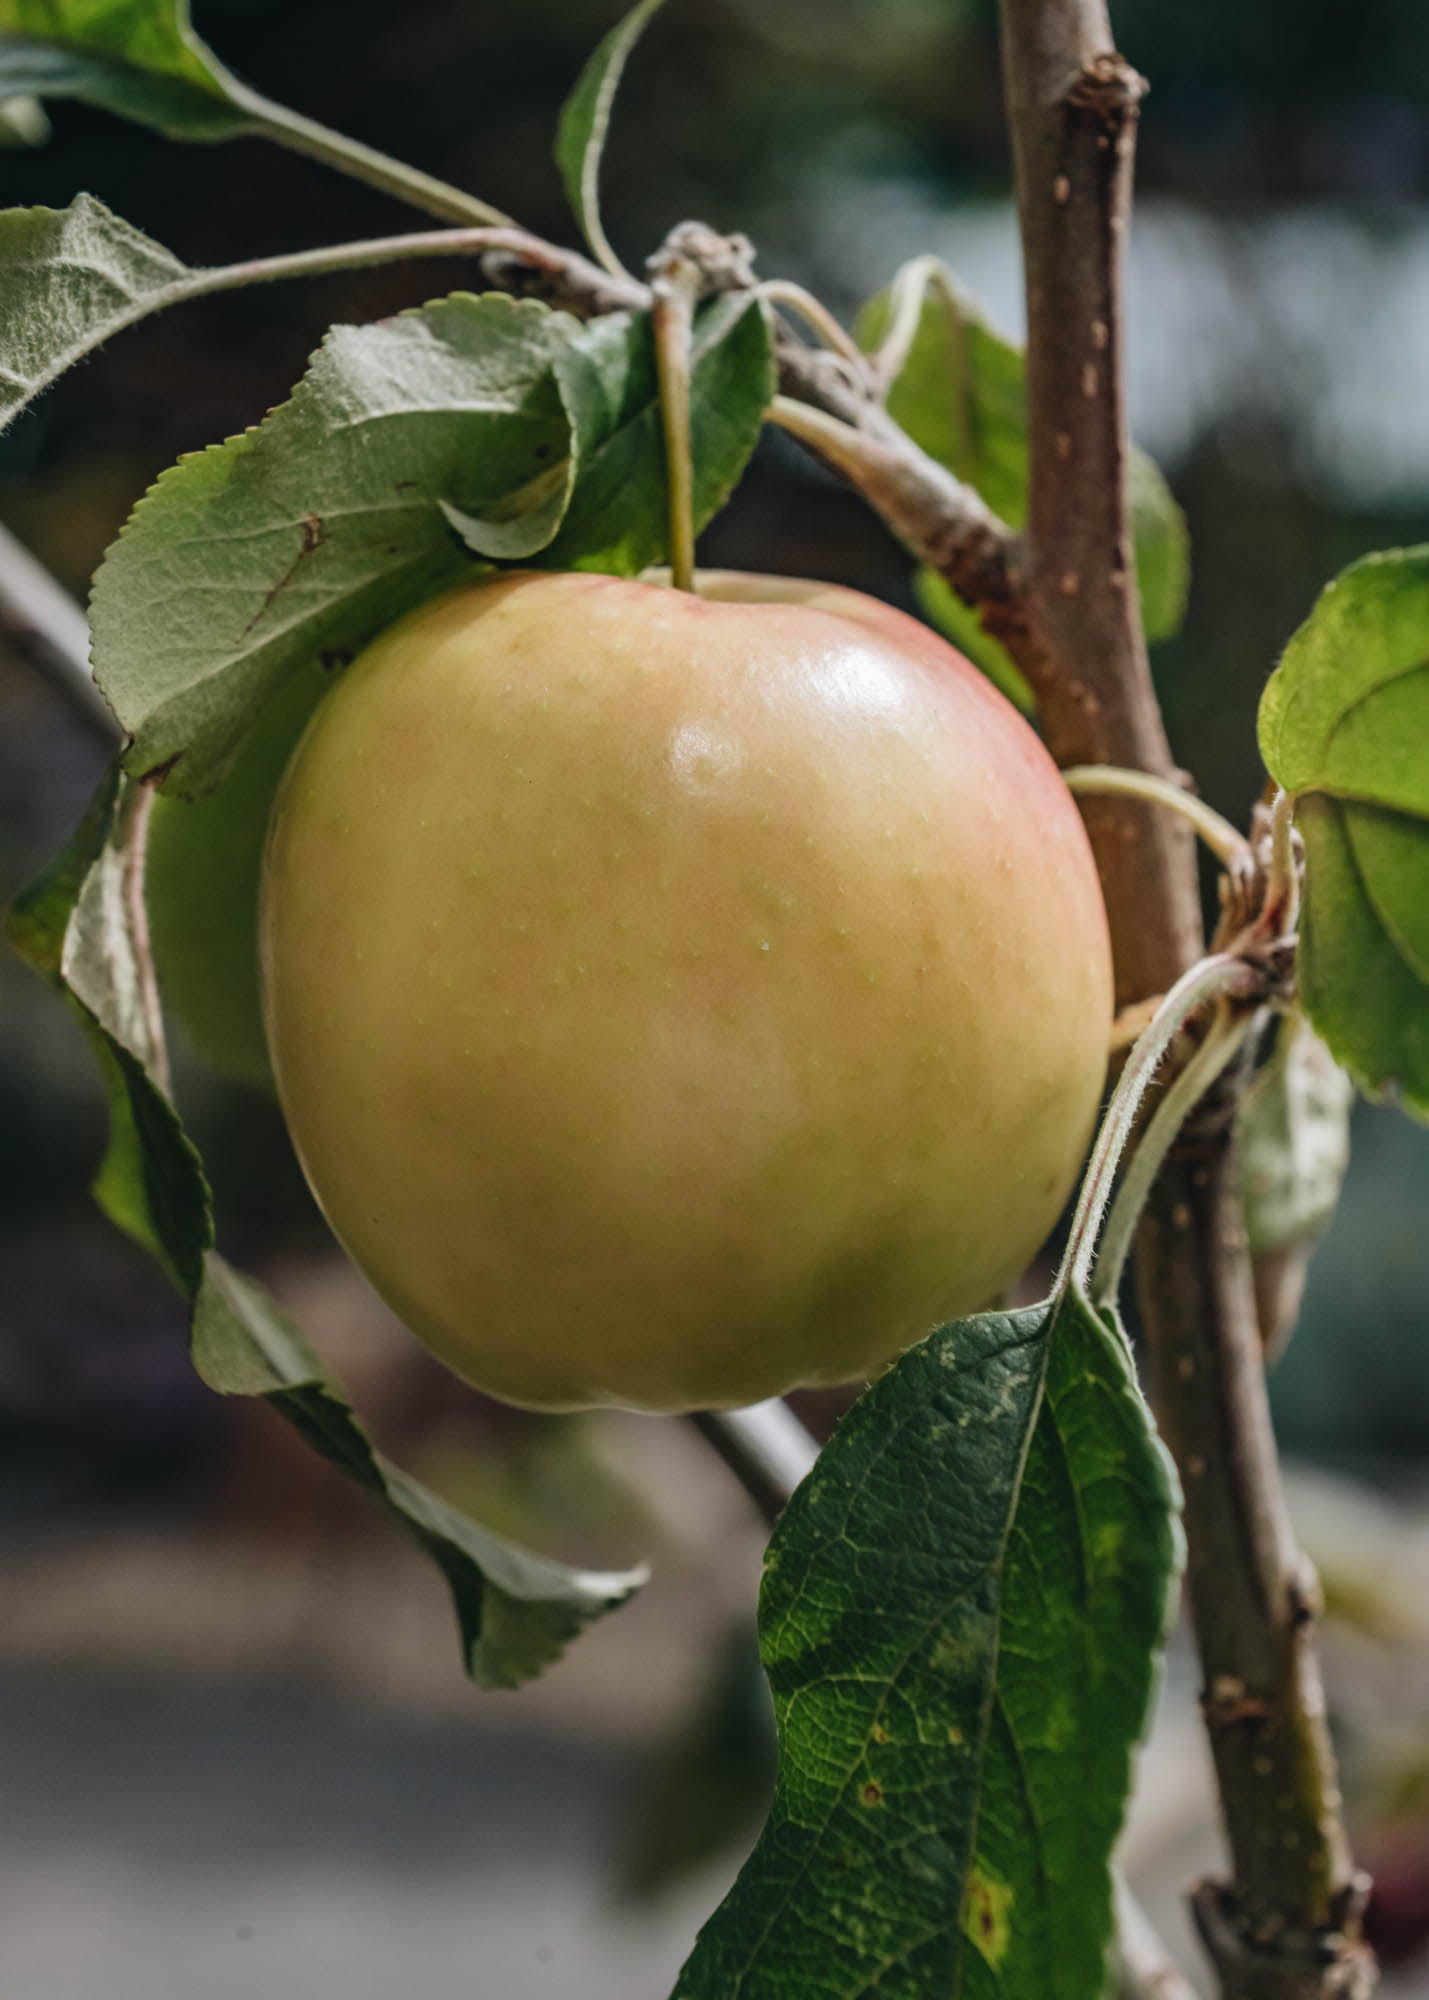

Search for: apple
xmin=258 ymin=570 xmax=1112 ymax=1412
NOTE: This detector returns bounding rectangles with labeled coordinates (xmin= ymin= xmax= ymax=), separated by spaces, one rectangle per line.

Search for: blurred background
xmin=2 ymin=0 xmax=1428 ymax=1992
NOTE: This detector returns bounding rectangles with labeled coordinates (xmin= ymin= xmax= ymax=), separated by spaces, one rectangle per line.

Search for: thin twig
xmin=0 ymin=522 xmax=114 ymax=740
xmin=1116 ymin=1876 xmax=1201 ymax=2000
xmin=690 ymin=1401 xmax=821 ymax=1530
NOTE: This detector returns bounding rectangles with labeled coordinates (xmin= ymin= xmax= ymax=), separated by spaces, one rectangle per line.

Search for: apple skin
xmin=259 ymin=570 xmax=1113 ymax=1412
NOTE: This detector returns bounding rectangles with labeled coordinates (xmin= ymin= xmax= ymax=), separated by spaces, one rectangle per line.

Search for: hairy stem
xmin=1090 ymin=1005 xmax=1255 ymax=1310
xmin=1057 ymin=954 xmax=1254 ymax=1298
xmin=224 ymin=81 xmax=514 ymax=227
xmin=1063 ymin=765 xmax=1249 ymax=868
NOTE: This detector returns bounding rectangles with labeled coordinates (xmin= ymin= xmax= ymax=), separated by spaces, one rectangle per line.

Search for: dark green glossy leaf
xmin=89 ymin=292 xmax=582 ymax=797
xmin=674 ymin=1289 xmax=1181 ymax=2000
xmin=540 ymin=291 xmax=775 ymax=575
xmin=6 ymin=763 xmax=646 ymax=1689
xmin=1260 ymin=548 xmax=1429 ymax=1117
xmin=857 ymin=260 xmax=1189 ymax=647
xmin=554 ymin=0 xmax=666 ymax=277
xmin=0 ymin=0 xmax=249 ymax=139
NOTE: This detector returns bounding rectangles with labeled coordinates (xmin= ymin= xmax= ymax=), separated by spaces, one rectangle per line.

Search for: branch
xmin=0 ymin=521 xmax=114 ymax=741
xmin=689 ymin=1401 xmax=820 ymax=1530
xmin=997 ymin=2 xmax=1370 ymax=1993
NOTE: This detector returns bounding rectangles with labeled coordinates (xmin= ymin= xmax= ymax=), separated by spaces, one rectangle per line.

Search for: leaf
xmin=89 ymin=291 xmax=583 ymax=796
xmin=193 ymin=1257 xmax=648 ymax=1690
xmin=0 ymin=195 xmax=192 ymax=433
xmin=540 ymin=291 xmax=775 ymax=576
xmin=673 ymin=1289 xmax=1182 ymax=2000
xmin=857 ymin=260 xmax=1190 ymax=646
xmin=145 ymin=656 xmax=333 ymax=1085
xmin=0 ymin=0 xmax=251 ymax=140
xmin=1237 ymin=1018 xmax=1353 ymax=1260
xmin=913 ymin=567 xmax=1035 ymax=715
xmin=1259 ymin=547 xmax=1429 ymax=1117
xmin=0 ymin=92 xmax=46 ymax=140
xmin=6 ymin=764 xmax=646 ymax=1689
xmin=554 ymin=0 xmax=666 ymax=280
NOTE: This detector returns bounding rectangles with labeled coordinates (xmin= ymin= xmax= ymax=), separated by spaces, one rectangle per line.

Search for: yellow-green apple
xmin=259 ymin=570 xmax=1112 ymax=1411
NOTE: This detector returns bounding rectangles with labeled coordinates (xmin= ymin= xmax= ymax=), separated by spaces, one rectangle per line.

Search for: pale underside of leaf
xmin=88 ymin=291 xmax=583 ymax=795
xmin=0 ymin=194 xmax=191 ymax=432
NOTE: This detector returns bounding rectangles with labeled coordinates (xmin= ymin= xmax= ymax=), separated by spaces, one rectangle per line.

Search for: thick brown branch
xmin=998 ymin=2 xmax=1369 ymax=1993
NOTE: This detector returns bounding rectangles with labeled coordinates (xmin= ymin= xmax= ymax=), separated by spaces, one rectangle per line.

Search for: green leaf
xmin=1237 ymin=1018 xmax=1353 ymax=1260
xmin=913 ymin=567 xmax=1035 ymax=715
xmin=6 ymin=763 xmax=646 ymax=1688
xmin=0 ymin=0 xmax=250 ymax=139
xmin=0 ymin=195 xmax=191 ymax=434
xmin=673 ymin=1289 xmax=1181 ymax=2000
xmin=192 ymin=1257 xmax=647 ymax=1689
xmin=541 ymin=291 xmax=775 ymax=576
xmin=1259 ymin=548 xmax=1429 ymax=1117
xmin=554 ymin=0 xmax=666 ymax=280
xmin=89 ymin=291 xmax=583 ymax=796
xmin=857 ymin=260 xmax=1190 ymax=646
xmin=145 ymin=655 xmax=333 ymax=1085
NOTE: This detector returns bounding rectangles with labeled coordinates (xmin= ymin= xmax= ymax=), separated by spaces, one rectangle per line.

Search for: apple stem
xmin=1055 ymin=951 xmax=1259 ymax=1303
xmin=649 ymin=254 xmax=702 ymax=593
xmin=1061 ymin=765 xmax=1249 ymax=869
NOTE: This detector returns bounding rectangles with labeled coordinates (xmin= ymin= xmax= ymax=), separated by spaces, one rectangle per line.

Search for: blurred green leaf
xmin=673 ymin=1290 xmax=1181 ymax=2000
xmin=89 ymin=292 xmax=582 ymax=797
xmin=7 ymin=766 xmax=646 ymax=1689
xmin=0 ymin=0 xmax=250 ymax=139
xmin=541 ymin=291 xmax=774 ymax=575
xmin=555 ymin=0 xmax=667 ymax=279
xmin=1260 ymin=548 xmax=1429 ymax=1117
xmin=858 ymin=258 xmax=1190 ymax=647
xmin=1238 ymin=1018 xmax=1353 ymax=1259
xmin=914 ymin=566 xmax=1035 ymax=714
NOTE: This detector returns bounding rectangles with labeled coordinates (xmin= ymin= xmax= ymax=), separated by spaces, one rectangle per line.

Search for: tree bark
xmin=995 ymin=3 xmax=1373 ymax=1993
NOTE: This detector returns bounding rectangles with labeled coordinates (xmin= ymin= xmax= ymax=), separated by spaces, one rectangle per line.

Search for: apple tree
xmin=2 ymin=1 xmax=1422 ymax=1995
